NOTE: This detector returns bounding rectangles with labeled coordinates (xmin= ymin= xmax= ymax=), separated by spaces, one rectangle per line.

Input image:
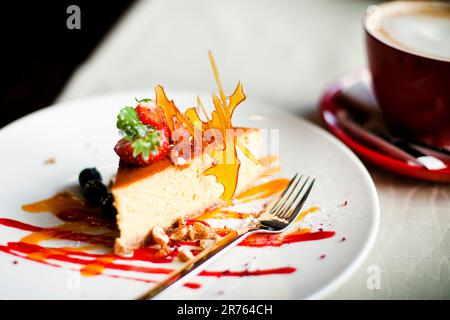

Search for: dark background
xmin=0 ymin=1 xmax=135 ymax=128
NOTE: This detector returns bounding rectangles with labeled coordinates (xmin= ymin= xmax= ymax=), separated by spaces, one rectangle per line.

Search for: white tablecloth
xmin=57 ymin=0 xmax=450 ymax=299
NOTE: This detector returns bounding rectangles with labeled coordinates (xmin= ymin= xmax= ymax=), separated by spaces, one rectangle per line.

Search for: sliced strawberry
xmin=135 ymin=104 xmax=172 ymax=139
xmin=114 ymin=128 xmax=170 ymax=166
xmin=136 ymin=105 xmax=161 ymax=129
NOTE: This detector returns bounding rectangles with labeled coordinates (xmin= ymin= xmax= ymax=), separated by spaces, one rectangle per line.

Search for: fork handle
xmin=137 ymin=228 xmax=251 ymax=300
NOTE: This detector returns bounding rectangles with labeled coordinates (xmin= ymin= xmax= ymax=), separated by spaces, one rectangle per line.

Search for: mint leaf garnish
xmin=116 ymin=106 xmax=147 ymax=139
xmin=135 ymin=97 xmax=153 ymax=103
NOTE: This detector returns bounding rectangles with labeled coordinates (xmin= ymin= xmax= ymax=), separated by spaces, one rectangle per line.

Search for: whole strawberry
xmin=115 ymin=107 xmax=170 ymax=166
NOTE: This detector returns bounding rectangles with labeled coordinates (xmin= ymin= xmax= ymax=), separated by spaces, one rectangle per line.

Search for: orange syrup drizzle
xmin=295 ymin=206 xmax=319 ymax=223
xmin=22 ymin=192 xmax=95 ymax=215
xmin=235 ymin=178 xmax=289 ymax=203
xmin=80 ymin=257 xmax=115 ymax=276
xmin=22 ymin=192 xmax=115 ymax=231
xmin=258 ymin=155 xmax=279 ymax=167
xmin=21 ymin=231 xmax=57 ymax=245
xmin=259 ymin=155 xmax=281 ymax=176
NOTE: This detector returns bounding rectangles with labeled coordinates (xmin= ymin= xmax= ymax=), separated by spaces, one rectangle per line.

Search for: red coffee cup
xmin=364 ymin=1 xmax=450 ymax=148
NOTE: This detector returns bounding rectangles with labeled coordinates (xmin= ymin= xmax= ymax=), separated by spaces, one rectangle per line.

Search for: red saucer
xmin=319 ymin=68 xmax=450 ymax=183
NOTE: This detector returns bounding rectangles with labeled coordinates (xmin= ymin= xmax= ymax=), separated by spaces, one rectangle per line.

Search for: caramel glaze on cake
xmin=112 ymin=128 xmax=262 ymax=255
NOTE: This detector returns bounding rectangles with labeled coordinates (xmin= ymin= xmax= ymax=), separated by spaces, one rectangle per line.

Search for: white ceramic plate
xmin=0 ymin=91 xmax=379 ymax=299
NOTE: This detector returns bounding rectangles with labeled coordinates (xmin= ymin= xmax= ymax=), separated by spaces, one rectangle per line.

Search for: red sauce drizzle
xmin=0 ymin=178 xmax=336 ymax=290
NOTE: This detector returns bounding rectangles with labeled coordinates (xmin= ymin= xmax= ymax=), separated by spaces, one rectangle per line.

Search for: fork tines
xmin=262 ymin=174 xmax=315 ymax=229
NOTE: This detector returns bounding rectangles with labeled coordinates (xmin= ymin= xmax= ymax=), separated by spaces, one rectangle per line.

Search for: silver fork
xmin=137 ymin=173 xmax=315 ymax=300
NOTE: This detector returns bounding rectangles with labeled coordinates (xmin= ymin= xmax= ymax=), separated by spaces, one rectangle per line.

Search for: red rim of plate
xmin=319 ymin=68 xmax=450 ymax=183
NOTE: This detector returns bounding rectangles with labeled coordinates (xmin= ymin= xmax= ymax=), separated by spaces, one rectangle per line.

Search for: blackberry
xmin=82 ymin=180 xmax=108 ymax=206
xmin=100 ymin=193 xmax=118 ymax=217
xmin=78 ymin=168 xmax=102 ymax=187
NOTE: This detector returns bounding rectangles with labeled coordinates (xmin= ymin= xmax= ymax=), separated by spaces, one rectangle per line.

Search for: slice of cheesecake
xmin=112 ymin=128 xmax=261 ymax=255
